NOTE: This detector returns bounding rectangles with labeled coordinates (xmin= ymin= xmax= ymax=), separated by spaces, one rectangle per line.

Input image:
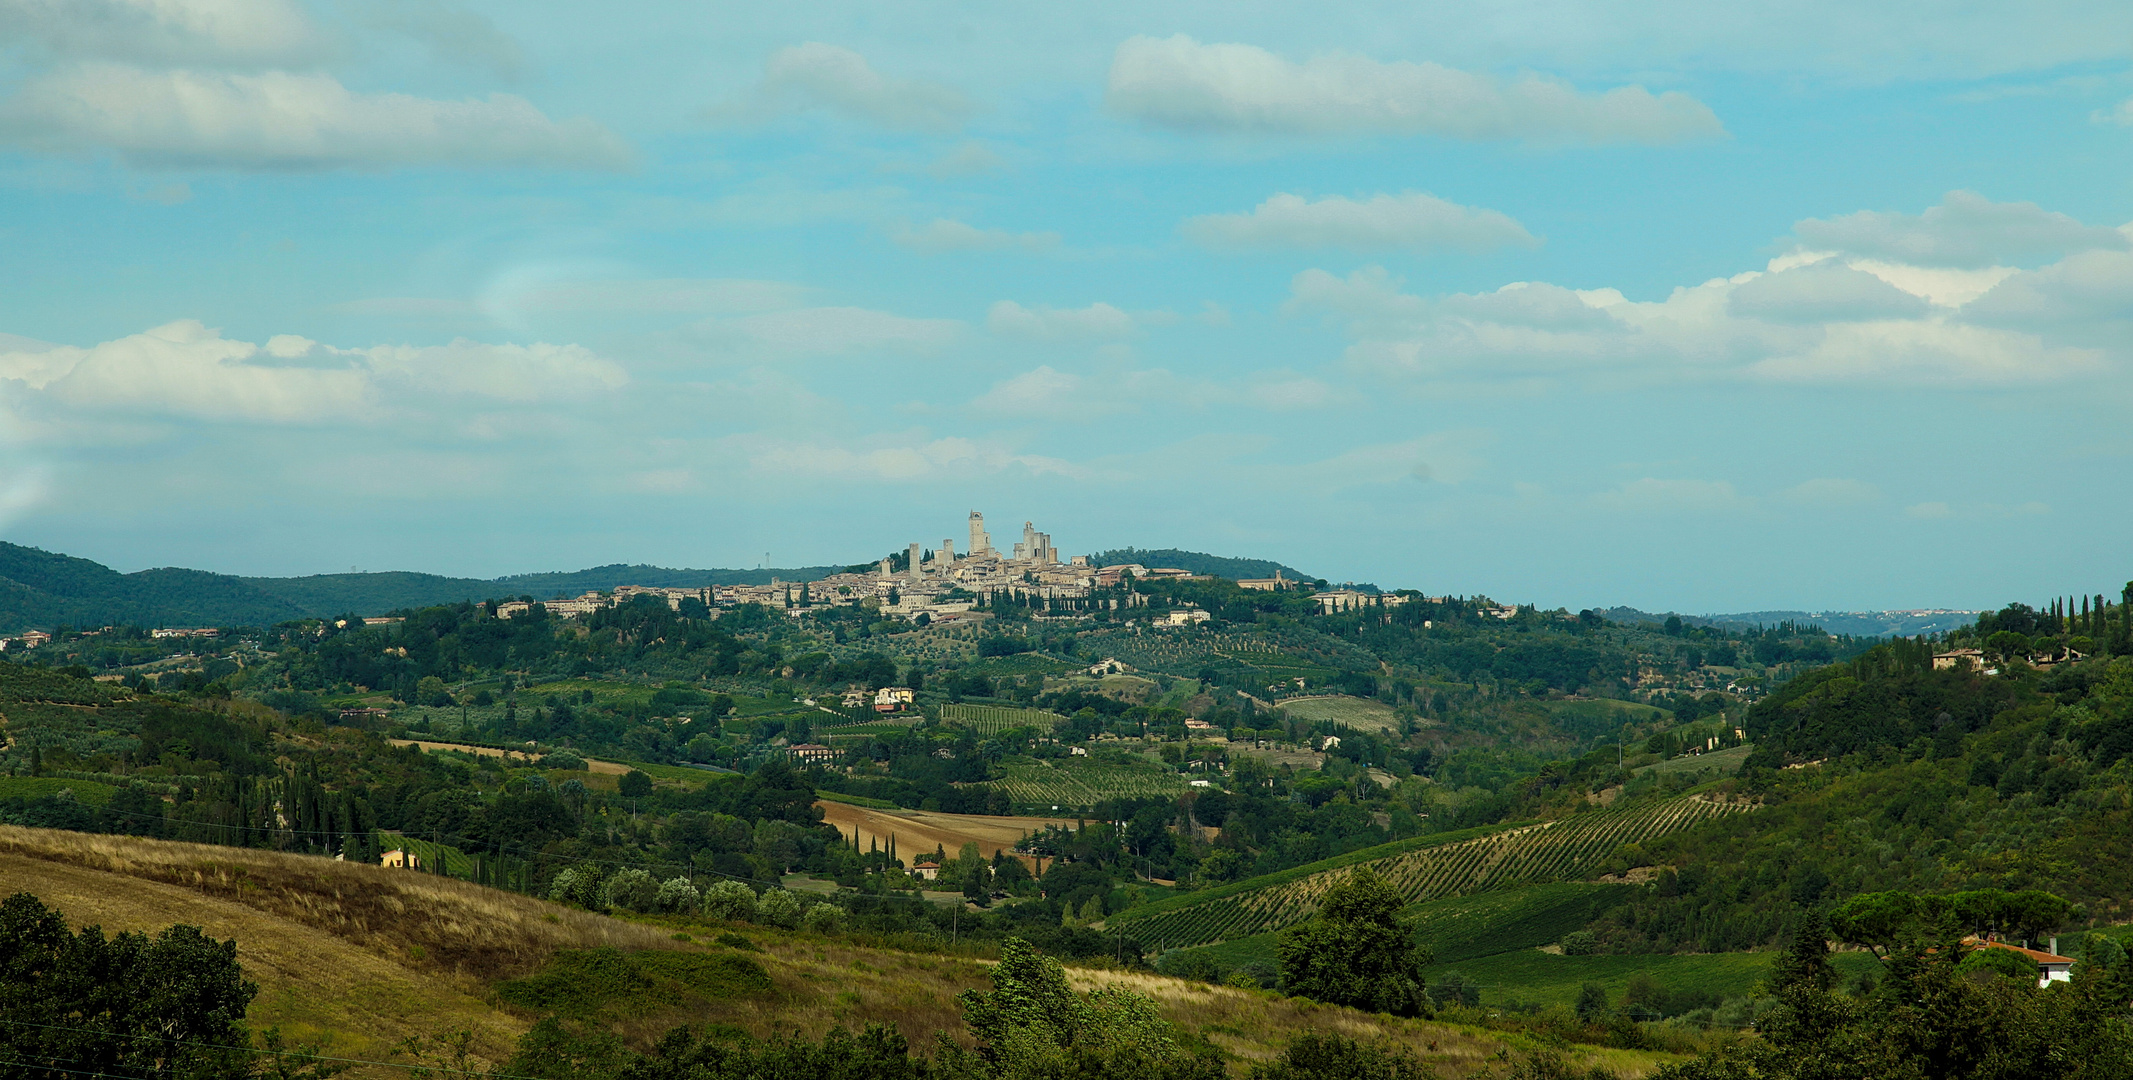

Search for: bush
xmin=656 ymin=876 xmax=701 ymax=914
xmin=702 ymin=880 xmax=758 ymax=921
xmin=756 ymin=888 xmax=803 ymax=929
xmin=549 ymin=867 xmax=602 ymax=907
xmin=539 ymin=750 xmax=587 ymax=771
xmin=1560 ymin=931 xmax=1600 ymax=956
xmin=802 ymin=903 xmax=844 ymax=933
xmin=600 ymin=868 xmax=661 ymax=912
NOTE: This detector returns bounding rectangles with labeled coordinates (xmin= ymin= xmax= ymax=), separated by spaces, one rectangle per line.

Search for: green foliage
xmin=1247 ymin=1032 xmax=1437 ymax=1080
xmin=959 ymin=937 xmax=1225 ymax=1080
xmin=495 ymin=947 xmax=772 ymax=1019
xmin=619 ymin=769 xmax=654 ymax=798
xmin=0 ymin=890 xmax=259 ymax=1079
xmin=1276 ymin=868 xmax=1431 ymax=1017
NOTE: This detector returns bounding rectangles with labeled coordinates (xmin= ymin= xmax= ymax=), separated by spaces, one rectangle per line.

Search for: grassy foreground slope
xmin=0 ymin=824 xmax=1683 ymax=1078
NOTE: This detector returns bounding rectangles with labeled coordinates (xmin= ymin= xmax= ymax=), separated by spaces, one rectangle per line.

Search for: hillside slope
xmin=0 ymin=825 xmax=1676 ymax=1078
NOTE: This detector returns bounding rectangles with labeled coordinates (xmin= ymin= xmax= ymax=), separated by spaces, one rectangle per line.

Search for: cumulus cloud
xmin=1727 ymin=261 xmax=1933 ymax=322
xmin=1791 ymin=190 xmax=2128 ymax=269
xmin=0 ymin=0 xmax=323 ymax=66
xmin=987 ymin=301 xmax=1139 ymax=341
xmin=0 ymin=319 xmax=625 ymax=424
xmin=0 ymin=64 xmax=633 ymax=170
xmin=709 ymin=42 xmax=974 ymax=132
xmin=731 ymin=432 xmax=1082 ymax=482
xmin=1287 ymin=207 xmax=2126 ymax=389
xmin=890 ymin=218 xmax=1060 ymax=254
xmin=1182 ymin=191 xmax=1537 ymax=253
xmin=1105 ymin=35 xmax=1723 ymax=143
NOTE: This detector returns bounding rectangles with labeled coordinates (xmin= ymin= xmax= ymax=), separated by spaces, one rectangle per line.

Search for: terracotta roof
xmin=1966 ymin=937 xmax=2075 ymax=964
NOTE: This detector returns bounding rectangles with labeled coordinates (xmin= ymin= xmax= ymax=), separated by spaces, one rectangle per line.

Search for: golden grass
xmin=0 ymin=825 xmax=1684 ymax=1078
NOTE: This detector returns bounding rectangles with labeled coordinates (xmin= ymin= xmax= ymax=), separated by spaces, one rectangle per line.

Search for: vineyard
xmin=1110 ymin=795 xmax=1755 ymax=948
xmin=1071 ymin=625 xmax=1377 ymax=680
xmin=984 ymin=758 xmax=1188 ymax=811
xmin=1276 ymin=694 xmax=1401 ymax=733
xmin=939 ymin=703 xmax=1065 ymax=735
xmin=816 ymin=717 xmax=922 ymax=740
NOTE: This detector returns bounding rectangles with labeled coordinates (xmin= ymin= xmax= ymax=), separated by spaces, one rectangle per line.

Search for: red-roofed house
xmin=1968 ymin=938 xmax=2075 ymax=987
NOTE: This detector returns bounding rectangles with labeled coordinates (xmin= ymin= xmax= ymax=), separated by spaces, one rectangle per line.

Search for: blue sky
xmin=2 ymin=1 xmax=2131 ymax=612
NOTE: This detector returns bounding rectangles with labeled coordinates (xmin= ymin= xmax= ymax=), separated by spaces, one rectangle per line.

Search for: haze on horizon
xmin=1 ymin=0 xmax=2129 ymax=614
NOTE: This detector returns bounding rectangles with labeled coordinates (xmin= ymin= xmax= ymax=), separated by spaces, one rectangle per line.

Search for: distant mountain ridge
xmin=1601 ymin=606 xmax=1985 ymax=638
xmin=0 ymin=541 xmax=844 ymax=632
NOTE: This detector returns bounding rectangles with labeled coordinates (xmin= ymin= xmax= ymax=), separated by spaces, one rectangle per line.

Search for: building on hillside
xmin=379 ymin=848 xmax=422 ymax=870
xmin=911 ymin=859 xmax=941 ymax=881
xmin=1236 ymin=571 xmax=1292 ymax=592
xmin=1932 ymin=648 xmax=1986 ymax=671
xmin=1314 ymin=590 xmax=1373 ymax=614
xmin=841 ymin=688 xmax=870 ymax=709
xmin=1159 ymin=609 xmax=1212 ymax=627
xmin=150 ymin=627 xmax=217 ymax=639
xmin=1966 ymin=939 xmax=2075 ymax=987
xmin=362 ymin=617 xmax=404 ymax=626
xmin=874 ymin=686 xmax=916 ymax=712
xmin=787 ymin=743 xmax=836 ymax=765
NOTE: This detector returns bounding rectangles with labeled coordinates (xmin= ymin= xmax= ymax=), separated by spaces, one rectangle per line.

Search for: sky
xmin=1 ymin=1 xmax=2131 ymax=613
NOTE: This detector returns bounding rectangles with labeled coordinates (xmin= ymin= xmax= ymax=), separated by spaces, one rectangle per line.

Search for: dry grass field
xmin=815 ymin=800 xmax=1074 ymax=866
xmin=0 ymin=825 xmax=1681 ymax=1078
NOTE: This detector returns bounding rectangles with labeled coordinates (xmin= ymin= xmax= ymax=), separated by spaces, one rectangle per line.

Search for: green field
xmin=986 ymin=758 xmax=1188 ymax=810
xmin=1112 ymin=796 xmax=1756 ymax=948
xmin=939 ymin=703 xmax=1065 ymax=735
xmin=1638 ymin=743 xmax=1754 ymax=777
xmin=1276 ymin=694 xmax=1401 ymax=733
xmin=1543 ymin=698 xmax=1671 ymax=726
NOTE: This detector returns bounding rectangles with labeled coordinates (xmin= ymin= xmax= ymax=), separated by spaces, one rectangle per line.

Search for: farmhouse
xmin=379 ymin=848 xmax=422 ymax=870
xmin=1968 ymin=938 xmax=2076 ymax=988
xmin=911 ymin=859 xmax=941 ymax=881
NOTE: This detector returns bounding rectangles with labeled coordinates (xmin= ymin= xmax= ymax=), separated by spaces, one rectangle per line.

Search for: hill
xmin=1602 ymin=607 xmax=1983 ymax=638
xmin=0 ymin=824 xmax=1666 ymax=1078
xmin=0 ymin=540 xmax=845 ymax=631
xmin=1085 ymin=548 xmax=1313 ymax=583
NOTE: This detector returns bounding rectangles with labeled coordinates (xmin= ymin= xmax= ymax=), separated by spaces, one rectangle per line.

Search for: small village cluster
xmin=490 ymin=511 xmax=1293 ymax=626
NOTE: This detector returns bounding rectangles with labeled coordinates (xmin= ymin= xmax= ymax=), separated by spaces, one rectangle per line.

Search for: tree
xmin=1248 ymin=1033 xmax=1435 ymax=1080
xmin=959 ymin=938 xmax=1223 ymax=1080
xmin=1275 ymin=868 xmax=1430 ymax=1017
xmin=618 ymin=770 xmax=653 ymax=798
xmin=0 ymin=891 xmax=260 ymax=1079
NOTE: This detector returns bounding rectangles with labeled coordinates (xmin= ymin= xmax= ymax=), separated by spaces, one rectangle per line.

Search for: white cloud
xmin=493 ymin=278 xmax=812 ymax=317
xmin=728 ymin=307 xmax=963 ymax=355
xmin=1105 ymin=34 xmax=1723 ymax=143
xmin=362 ymin=1 xmax=526 ymax=80
xmin=0 ymin=319 xmax=626 ymax=424
xmin=0 ymin=0 xmax=323 ymax=66
xmin=0 ymin=64 xmax=632 ymax=170
xmin=891 ymin=218 xmax=1059 ymax=254
xmin=710 ymin=42 xmax=974 ymax=132
xmin=731 ymin=431 xmax=1083 ymax=482
xmin=1287 ymin=216 xmax=2125 ymax=388
xmin=1182 ymin=191 xmax=1537 ymax=253
xmin=1791 ymin=190 xmax=2128 ymax=269
xmin=1905 ymin=501 xmax=1953 ymax=519
xmin=987 ymin=301 xmax=1138 ymax=341
xmin=1727 ymin=262 xmax=1932 ymax=323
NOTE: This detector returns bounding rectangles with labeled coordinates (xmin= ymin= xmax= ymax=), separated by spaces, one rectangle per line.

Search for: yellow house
xmin=380 ymin=848 xmax=422 ymax=870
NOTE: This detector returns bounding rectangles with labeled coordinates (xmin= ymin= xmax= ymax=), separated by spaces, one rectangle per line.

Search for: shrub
xmin=600 ymin=868 xmax=661 ymax=913
xmin=657 ymin=877 xmax=701 ymax=914
xmin=549 ymin=867 xmax=602 ymax=908
xmin=1560 ymin=931 xmax=1600 ymax=956
xmin=802 ymin=903 xmax=844 ymax=933
xmin=539 ymin=750 xmax=587 ymax=771
xmin=703 ymin=880 xmax=758 ymax=921
xmin=756 ymin=888 xmax=803 ymax=929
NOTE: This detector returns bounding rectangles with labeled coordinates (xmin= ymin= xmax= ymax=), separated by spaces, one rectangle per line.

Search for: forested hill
xmin=0 ymin=541 xmax=842 ymax=632
xmin=1085 ymin=547 xmax=1312 ymax=583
